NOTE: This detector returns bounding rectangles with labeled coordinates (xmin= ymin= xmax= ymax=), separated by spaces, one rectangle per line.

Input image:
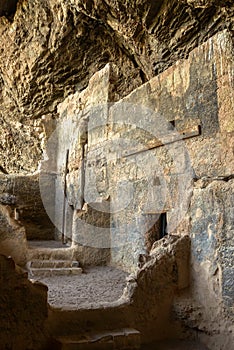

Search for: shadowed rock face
xmin=0 ymin=255 xmax=49 ymax=350
xmin=0 ymin=0 xmax=233 ymax=173
xmin=0 ymin=0 xmax=18 ymax=18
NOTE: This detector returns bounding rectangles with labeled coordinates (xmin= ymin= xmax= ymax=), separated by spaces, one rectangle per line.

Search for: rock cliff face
xmin=0 ymin=0 xmax=233 ymax=173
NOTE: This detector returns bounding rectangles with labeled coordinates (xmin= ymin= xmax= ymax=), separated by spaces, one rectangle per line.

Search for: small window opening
xmin=169 ymin=120 xmax=175 ymax=128
xmin=159 ymin=212 xmax=168 ymax=239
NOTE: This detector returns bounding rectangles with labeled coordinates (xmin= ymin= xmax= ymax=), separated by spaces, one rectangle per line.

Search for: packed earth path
xmin=36 ymin=266 xmax=129 ymax=309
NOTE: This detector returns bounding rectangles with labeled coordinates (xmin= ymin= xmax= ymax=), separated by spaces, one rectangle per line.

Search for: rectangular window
xmin=159 ymin=212 xmax=168 ymax=239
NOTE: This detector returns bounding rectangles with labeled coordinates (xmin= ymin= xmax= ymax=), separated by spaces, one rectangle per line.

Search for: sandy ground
xmin=38 ymin=266 xmax=128 ymax=309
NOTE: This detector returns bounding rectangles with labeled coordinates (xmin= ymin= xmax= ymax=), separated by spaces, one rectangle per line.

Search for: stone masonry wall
xmin=105 ymin=30 xmax=234 ymax=345
xmin=107 ymin=29 xmax=233 ymax=272
xmin=49 ymin=30 xmax=233 ymax=347
xmin=40 ymin=64 xmax=117 ymax=264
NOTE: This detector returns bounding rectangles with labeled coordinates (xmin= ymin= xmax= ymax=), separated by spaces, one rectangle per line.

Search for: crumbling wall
xmin=105 ymin=29 xmax=234 ymax=347
xmin=107 ymin=30 xmax=233 ymax=271
xmin=0 ymin=254 xmax=50 ymax=350
xmin=125 ymin=235 xmax=191 ymax=343
xmin=47 ymin=30 xmax=233 ymax=281
xmin=47 ymin=235 xmax=191 ymax=345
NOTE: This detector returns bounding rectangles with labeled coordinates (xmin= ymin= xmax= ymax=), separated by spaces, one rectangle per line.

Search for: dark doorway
xmin=144 ymin=212 xmax=168 ymax=253
xmin=159 ymin=212 xmax=167 ymax=239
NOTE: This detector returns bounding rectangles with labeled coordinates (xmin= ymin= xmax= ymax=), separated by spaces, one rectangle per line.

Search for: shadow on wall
xmin=0 ymin=0 xmax=18 ymax=19
xmin=0 ymin=254 xmax=53 ymax=350
xmin=0 ymin=174 xmax=55 ymax=241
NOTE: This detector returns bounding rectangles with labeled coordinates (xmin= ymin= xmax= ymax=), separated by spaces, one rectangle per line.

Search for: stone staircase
xmin=27 ymin=259 xmax=82 ymax=277
xmin=26 ymin=240 xmax=82 ymax=277
xmin=47 ymin=299 xmax=141 ymax=350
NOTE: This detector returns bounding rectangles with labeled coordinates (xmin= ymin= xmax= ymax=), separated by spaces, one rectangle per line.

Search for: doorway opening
xmin=159 ymin=212 xmax=168 ymax=239
xmin=144 ymin=212 xmax=168 ymax=253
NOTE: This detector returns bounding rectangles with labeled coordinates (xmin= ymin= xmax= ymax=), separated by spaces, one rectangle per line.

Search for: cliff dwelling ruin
xmin=0 ymin=1 xmax=234 ymax=349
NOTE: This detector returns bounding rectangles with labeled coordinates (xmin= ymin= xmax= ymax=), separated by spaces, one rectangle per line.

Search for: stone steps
xmin=29 ymin=266 xmax=82 ymax=277
xmin=54 ymin=328 xmax=141 ymax=350
xmin=30 ymin=259 xmax=79 ymax=269
xmin=27 ymin=259 xmax=82 ymax=277
xmin=26 ymin=241 xmax=83 ymax=277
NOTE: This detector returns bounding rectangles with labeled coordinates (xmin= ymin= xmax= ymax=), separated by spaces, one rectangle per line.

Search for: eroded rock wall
xmin=0 ymin=174 xmax=54 ymax=240
xmin=0 ymin=255 xmax=49 ymax=350
xmin=125 ymin=235 xmax=191 ymax=343
xmin=0 ymin=204 xmax=27 ymax=266
xmin=188 ymin=178 xmax=234 ymax=349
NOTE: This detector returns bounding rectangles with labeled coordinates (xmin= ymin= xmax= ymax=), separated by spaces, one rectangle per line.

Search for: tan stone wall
xmin=39 ymin=64 xmax=115 ymax=264
xmin=107 ymin=30 xmax=233 ymax=272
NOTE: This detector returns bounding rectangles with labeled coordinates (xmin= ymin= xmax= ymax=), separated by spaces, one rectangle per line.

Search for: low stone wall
xmin=47 ymin=235 xmax=190 ymax=344
xmin=126 ymin=235 xmax=191 ymax=342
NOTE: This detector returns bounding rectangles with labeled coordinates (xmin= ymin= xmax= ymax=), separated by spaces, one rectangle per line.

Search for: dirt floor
xmin=38 ymin=266 xmax=128 ymax=309
xmin=140 ymin=339 xmax=209 ymax=350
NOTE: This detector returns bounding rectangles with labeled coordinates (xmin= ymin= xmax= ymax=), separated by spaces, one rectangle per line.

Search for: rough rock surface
xmin=0 ymin=174 xmax=54 ymax=240
xmin=0 ymin=0 xmax=234 ymax=173
xmin=0 ymin=254 xmax=49 ymax=350
xmin=0 ymin=204 xmax=27 ymax=266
